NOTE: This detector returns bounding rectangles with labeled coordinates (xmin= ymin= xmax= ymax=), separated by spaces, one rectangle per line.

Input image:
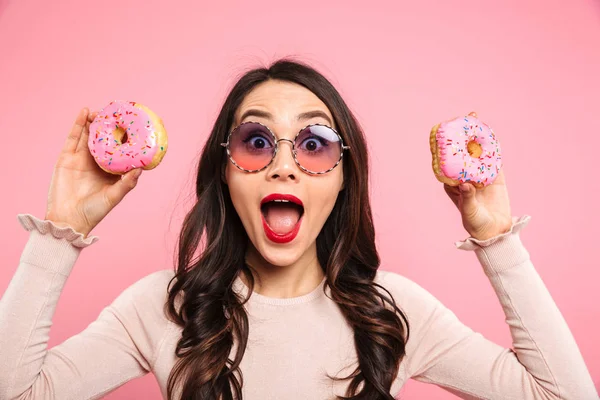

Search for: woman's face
xmin=225 ymin=80 xmax=344 ymax=267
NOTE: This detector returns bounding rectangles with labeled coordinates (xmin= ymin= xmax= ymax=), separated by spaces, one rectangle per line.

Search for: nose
xmin=267 ymin=138 xmax=298 ymax=181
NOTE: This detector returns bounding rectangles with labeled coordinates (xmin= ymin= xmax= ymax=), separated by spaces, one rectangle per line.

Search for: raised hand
xmin=443 ymin=112 xmax=512 ymax=241
xmin=45 ymin=108 xmax=142 ymax=237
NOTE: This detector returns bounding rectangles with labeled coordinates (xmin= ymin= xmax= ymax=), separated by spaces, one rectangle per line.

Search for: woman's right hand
xmin=45 ymin=108 xmax=143 ymax=237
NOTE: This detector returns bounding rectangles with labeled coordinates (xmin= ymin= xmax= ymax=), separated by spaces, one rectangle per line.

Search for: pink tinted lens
xmin=228 ymin=122 xmax=275 ymax=170
xmin=295 ymin=125 xmax=342 ymax=172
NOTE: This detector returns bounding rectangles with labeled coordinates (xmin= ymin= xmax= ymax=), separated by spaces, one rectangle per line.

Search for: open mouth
xmin=260 ymin=194 xmax=305 ymax=243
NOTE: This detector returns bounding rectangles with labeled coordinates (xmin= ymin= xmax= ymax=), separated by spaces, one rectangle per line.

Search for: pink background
xmin=1 ymin=0 xmax=599 ymax=398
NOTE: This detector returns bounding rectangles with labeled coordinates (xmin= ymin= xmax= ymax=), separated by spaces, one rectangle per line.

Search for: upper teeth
xmin=273 ymin=199 xmax=289 ymax=203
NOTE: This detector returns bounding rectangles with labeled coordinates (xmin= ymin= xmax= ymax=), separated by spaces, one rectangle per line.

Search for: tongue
xmin=264 ymin=203 xmax=301 ymax=234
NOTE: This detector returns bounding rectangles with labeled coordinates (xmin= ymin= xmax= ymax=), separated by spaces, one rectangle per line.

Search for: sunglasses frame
xmin=220 ymin=121 xmax=351 ymax=175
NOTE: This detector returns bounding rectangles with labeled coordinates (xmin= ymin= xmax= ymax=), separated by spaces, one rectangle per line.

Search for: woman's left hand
xmin=443 ymin=112 xmax=513 ymax=241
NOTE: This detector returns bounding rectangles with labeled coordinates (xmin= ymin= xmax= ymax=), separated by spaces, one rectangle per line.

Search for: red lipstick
xmin=260 ymin=193 xmax=303 ymax=207
xmin=260 ymin=193 xmax=304 ymax=244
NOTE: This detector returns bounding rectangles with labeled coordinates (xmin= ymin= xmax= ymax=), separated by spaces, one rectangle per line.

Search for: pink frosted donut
xmin=88 ymin=100 xmax=168 ymax=175
xmin=430 ymin=114 xmax=502 ymax=188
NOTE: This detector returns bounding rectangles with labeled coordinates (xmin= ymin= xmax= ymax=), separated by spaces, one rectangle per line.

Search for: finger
xmin=62 ymin=108 xmax=88 ymax=153
xmin=80 ymin=111 xmax=99 ymax=153
xmin=75 ymin=118 xmax=92 ymax=153
xmin=468 ymin=111 xmax=478 ymax=118
xmin=443 ymin=183 xmax=460 ymax=208
xmin=105 ymin=168 xmax=143 ymax=207
xmin=88 ymin=111 xmax=98 ymax=123
xmin=458 ymin=183 xmax=479 ymax=218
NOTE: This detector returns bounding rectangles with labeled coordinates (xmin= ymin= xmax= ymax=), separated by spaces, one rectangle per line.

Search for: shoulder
xmin=373 ymin=269 xmax=473 ymax=353
xmin=112 ymin=269 xmax=176 ymax=307
xmin=129 ymin=269 xmax=176 ymax=293
xmin=108 ymin=269 xmax=177 ymax=330
xmin=374 ymin=269 xmax=439 ymax=307
xmin=373 ymin=269 xmax=460 ymax=331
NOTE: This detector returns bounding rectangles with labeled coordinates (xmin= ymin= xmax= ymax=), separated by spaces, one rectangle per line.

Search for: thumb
xmin=458 ymin=183 xmax=479 ymax=218
xmin=105 ymin=168 xmax=142 ymax=206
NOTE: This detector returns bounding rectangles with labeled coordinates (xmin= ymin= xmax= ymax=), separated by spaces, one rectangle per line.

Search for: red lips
xmin=260 ymin=193 xmax=304 ymax=244
xmin=260 ymin=193 xmax=304 ymax=207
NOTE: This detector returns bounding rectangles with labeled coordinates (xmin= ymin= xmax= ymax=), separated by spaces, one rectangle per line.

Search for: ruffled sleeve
xmin=454 ymin=215 xmax=532 ymax=276
xmin=15 ymin=214 xmax=99 ymax=277
xmin=17 ymin=213 xmax=99 ymax=248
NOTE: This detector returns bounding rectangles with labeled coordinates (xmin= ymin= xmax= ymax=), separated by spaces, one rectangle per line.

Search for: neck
xmin=241 ymin=241 xmax=325 ymax=298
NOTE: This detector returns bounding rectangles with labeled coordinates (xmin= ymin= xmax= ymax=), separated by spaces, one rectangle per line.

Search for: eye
xmin=243 ymin=132 xmax=273 ymax=150
xmin=299 ymin=135 xmax=328 ymax=153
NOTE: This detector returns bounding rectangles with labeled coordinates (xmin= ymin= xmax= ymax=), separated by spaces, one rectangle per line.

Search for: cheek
xmin=226 ymin=165 xmax=252 ymax=216
xmin=310 ymin=173 xmax=343 ymax=220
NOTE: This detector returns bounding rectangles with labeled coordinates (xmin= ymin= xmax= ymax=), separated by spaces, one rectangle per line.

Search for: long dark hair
xmin=165 ymin=58 xmax=410 ymax=400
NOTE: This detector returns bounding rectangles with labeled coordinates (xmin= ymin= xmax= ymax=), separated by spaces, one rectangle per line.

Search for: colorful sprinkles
xmin=88 ymin=100 xmax=165 ymax=173
xmin=436 ymin=115 xmax=502 ymax=186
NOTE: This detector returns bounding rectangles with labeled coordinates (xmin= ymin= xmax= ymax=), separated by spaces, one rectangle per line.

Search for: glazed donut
xmin=429 ymin=114 xmax=502 ymax=188
xmin=88 ymin=100 xmax=168 ymax=175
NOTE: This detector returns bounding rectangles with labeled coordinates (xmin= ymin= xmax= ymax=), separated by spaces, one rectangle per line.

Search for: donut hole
xmin=112 ymin=127 xmax=129 ymax=145
xmin=467 ymin=140 xmax=483 ymax=158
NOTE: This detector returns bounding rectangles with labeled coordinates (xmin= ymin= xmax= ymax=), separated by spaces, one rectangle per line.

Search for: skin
xmin=225 ymin=80 xmax=344 ymax=298
xmin=47 ymin=93 xmax=513 ymax=299
xmin=45 ymin=109 xmax=142 ymax=237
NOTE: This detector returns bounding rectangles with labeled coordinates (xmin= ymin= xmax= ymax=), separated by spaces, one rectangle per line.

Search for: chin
xmin=253 ymin=238 xmax=308 ymax=267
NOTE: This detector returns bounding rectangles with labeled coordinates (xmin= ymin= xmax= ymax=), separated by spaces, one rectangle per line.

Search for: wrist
xmin=466 ymin=215 xmax=512 ymax=241
xmin=469 ymin=226 xmax=511 ymax=241
xmin=44 ymin=214 xmax=91 ymax=238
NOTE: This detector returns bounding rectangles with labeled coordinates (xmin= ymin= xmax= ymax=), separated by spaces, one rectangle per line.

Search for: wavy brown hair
xmin=164 ymin=58 xmax=410 ymax=400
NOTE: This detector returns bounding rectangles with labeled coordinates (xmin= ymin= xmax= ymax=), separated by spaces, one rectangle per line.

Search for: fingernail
xmin=134 ymin=169 xmax=142 ymax=178
xmin=459 ymin=184 xmax=468 ymax=192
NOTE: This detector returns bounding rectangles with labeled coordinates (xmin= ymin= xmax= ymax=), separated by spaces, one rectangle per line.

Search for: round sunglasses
xmin=220 ymin=121 xmax=350 ymax=175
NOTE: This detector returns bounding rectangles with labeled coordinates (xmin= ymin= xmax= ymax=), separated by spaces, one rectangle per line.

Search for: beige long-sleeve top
xmin=0 ymin=214 xmax=597 ymax=400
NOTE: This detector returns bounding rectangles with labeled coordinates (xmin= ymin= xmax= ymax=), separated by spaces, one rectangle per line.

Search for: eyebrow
xmin=239 ymin=109 xmax=334 ymax=126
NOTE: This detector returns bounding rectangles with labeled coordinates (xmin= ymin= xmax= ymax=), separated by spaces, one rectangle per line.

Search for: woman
xmin=0 ymin=59 xmax=596 ymax=400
